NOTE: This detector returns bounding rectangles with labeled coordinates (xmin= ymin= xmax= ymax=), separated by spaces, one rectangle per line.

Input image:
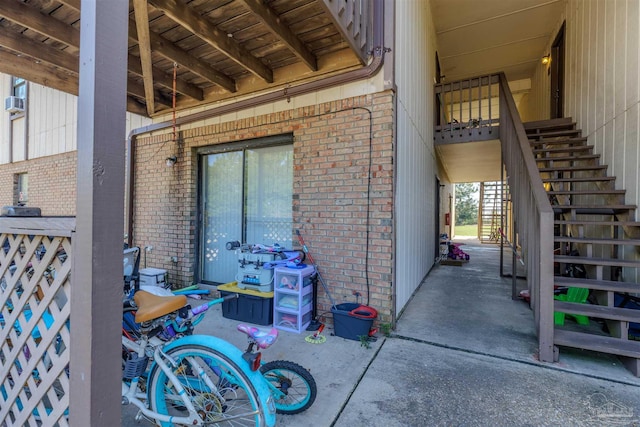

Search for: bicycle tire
xmin=260 ymin=360 xmax=316 ymax=415
xmin=147 ymin=344 xmax=267 ymax=426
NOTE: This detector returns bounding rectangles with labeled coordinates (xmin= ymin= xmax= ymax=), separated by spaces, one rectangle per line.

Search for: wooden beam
xmin=55 ymin=0 xmax=81 ymax=13
xmin=128 ymin=54 xmax=204 ymax=101
xmin=133 ymin=0 xmax=156 ymax=115
xmin=129 ymin=19 xmax=236 ymax=93
xmin=126 ymin=96 xmax=149 ymax=116
xmin=0 ymin=0 xmax=80 ymax=48
xmin=0 ymin=30 xmax=78 ymax=74
xmin=0 ymin=50 xmax=78 ymax=95
xmin=149 ymin=0 xmax=274 ymax=83
xmin=126 ymin=79 xmax=172 ymax=108
xmin=0 ymin=50 xmax=166 ymax=113
xmin=237 ymin=0 xmax=317 ymax=71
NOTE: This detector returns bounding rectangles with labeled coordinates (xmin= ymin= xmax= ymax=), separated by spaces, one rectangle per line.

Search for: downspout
xmin=125 ymin=0 xmax=389 ymax=246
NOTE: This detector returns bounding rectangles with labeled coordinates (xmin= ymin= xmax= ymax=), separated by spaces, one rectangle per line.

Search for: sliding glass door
xmin=199 ymin=140 xmax=292 ymax=284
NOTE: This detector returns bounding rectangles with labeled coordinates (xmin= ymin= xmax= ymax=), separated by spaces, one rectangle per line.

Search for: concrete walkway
xmin=123 ymin=240 xmax=640 ymax=426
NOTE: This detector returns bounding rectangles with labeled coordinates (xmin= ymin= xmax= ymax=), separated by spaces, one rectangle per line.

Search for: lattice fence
xmin=0 ymin=218 xmax=73 ymax=427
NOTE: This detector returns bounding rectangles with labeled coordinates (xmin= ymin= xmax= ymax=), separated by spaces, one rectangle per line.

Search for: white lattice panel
xmin=1 ymin=229 xmax=72 ymax=427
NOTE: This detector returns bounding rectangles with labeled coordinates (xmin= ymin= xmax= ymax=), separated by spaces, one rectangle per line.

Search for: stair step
xmin=535 ymin=154 xmax=600 ymax=162
xmin=524 ymin=118 xmax=575 ymax=131
xmin=532 ymin=146 xmax=593 ymax=154
xmin=555 ymin=301 xmax=640 ymax=322
xmin=554 ymin=329 xmax=640 ymax=359
xmin=554 ymin=236 xmax=640 ymax=246
xmin=528 ymin=129 xmax=582 ymax=139
xmin=539 ymin=165 xmax=608 ymax=173
xmin=555 ymin=255 xmax=640 ymax=268
xmin=555 ymin=276 xmax=640 ymax=293
xmin=555 ymin=219 xmax=640 ymax=227
xmin=530 ymin=137 xmax=587 ymax=145
xmin=548 ymin=190 xmax=625 ymax=196
xmin=552 ymin=205 xmax=636 ymax=215
xmin=542 ymin=176 xmax=616 ymax=183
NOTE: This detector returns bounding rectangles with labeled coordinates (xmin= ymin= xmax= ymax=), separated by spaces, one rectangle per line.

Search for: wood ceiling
xmin=0 ymin=0 xmax=371 ymax=117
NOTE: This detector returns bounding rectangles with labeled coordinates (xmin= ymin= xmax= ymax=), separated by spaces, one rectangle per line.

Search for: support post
xmin=70 ymin=1 xmax=129 ymax=425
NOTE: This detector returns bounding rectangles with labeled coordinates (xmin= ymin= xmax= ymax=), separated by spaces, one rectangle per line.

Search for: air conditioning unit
xmin=5 ymin=96 xmax=25 ymax=113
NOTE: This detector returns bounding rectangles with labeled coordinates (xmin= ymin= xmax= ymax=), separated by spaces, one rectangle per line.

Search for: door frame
xmin=550 ymin=22 xmax=565 ymax=119
xmin=195 ymin=134 xmax=293 ymax=284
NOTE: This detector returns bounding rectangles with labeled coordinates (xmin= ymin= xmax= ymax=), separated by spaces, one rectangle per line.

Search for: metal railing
xmin=0 ymin=217 xmax=74 ymax=426
xmin=497 ymin=73 xmax=555 ymax=362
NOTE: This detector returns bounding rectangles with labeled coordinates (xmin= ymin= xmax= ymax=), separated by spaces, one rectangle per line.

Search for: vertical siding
xmin=527 ymin=0 xmax=640 ymax=226
xmin=394 ymin=0 xmax=437 ymax=312
xmin=28 ymin=83 xmax=77 ymax=157
xmin=563 ymin=0 xmax=640 ymax=210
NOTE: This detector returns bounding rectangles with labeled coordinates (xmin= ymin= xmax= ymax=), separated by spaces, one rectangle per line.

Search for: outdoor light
xmin=166 ymin=156 xmax=177 ymax=167
xmin=541 ymin=54 xmax=551 ymax=65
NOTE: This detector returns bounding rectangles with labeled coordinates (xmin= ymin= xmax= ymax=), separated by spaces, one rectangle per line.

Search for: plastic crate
xmin=218 ymin=282 xmax=273 ymax=326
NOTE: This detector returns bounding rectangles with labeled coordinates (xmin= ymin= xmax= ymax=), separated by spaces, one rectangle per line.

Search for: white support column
xmin=70 ymin=0 xmax=129 ymax=425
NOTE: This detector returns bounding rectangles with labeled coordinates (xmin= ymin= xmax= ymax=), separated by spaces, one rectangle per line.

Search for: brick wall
xmin=0 ymin=152 xmax=77 ymax=216
xmin=132 ymin=92 xmax=395 ymax=323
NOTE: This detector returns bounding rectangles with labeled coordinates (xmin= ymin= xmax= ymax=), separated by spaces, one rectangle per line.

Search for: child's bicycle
xmin=122 ymin=290 xmax=276 ymax=426
xmin=122 ymin=289 xmax=317 ymax=424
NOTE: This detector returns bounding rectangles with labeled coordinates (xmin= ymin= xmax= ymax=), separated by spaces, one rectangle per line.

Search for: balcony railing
xmin=434 ymin=74 xmax=501 ymax=144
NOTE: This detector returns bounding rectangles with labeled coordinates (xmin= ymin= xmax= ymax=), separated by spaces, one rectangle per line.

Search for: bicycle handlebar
xmin=190 ymin=292 xmax=239 ymax=316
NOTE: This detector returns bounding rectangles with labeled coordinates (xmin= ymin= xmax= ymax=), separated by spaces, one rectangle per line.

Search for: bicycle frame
xmin=121 ymin=331 xmax=277 ymax=426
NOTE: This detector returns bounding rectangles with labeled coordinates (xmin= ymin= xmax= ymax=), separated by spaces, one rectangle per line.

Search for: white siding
xmin=0 ymin=76 xmax=151 ymax=163
xmin=527 ymin=0 xmax=640 ymax=279
xmin=394 ymin=0 xmax=438 ymax=313
xmin=563 ymin=0 xmax=640 ymax=212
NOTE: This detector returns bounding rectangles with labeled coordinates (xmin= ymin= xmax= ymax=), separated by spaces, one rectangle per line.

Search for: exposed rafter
xmin=128 ymin=19 xmax=237 ymax=94
xmin=0 ymin=0 xmax=373 ymax=117
xmin=0 ymin=49 xmax=77 ymax=95
xmin=127 ymin=54 xmax=203 ymax=101
xmin=237 ymin=0 xmax=317 ymax=71
xmin=133 ymin=0 xmax=156 ymax=115
xmin=149 ymin=0 xmax=274 ymax=83
xmin=0 ymin=30 xmax=78 ymax=74
xmin=0 ymin=0 xmax=80 ymax=49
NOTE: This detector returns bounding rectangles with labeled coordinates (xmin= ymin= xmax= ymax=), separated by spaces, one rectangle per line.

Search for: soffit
xmin=432 ymin=0 xmax=566 ymax=82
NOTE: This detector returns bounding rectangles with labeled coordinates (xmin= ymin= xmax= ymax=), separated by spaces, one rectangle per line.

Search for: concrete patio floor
xmin=123 ymin=239 xmax=640 ymax=426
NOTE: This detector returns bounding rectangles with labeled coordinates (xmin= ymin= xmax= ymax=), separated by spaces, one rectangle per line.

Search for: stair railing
xmin=497 ymin=72 xmax=555 ymax=362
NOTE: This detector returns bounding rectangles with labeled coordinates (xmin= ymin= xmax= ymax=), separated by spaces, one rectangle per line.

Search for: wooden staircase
xmin=479 ymin=181 xmax=504 ymax=243
xmin=524 ymin=117 xmax=640 ymax=376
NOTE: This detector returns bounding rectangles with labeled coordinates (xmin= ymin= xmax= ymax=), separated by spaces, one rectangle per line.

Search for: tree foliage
xmin=455 ymin=183 xmax=479 ymax=225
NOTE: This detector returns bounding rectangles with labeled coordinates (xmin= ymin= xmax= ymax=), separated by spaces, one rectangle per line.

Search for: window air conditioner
xmin=5 ymin=96 xmax=25 ymax=113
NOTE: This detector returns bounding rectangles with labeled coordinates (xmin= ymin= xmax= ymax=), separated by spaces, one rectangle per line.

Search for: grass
xmin=455 ymin=224 xmax=477 ymax=237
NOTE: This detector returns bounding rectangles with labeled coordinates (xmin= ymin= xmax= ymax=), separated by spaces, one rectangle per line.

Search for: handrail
xmin=434 ymin=72 xmax=555 ymax=362
xmin=497 ymin=72 xmax=555 ymax=362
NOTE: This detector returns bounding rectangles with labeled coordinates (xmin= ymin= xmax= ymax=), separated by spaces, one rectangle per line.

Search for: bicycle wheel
xmin=147 ymin=344 xmax=266 ymax=426
xmin=260 ymin=360 xmax=316 ymax=415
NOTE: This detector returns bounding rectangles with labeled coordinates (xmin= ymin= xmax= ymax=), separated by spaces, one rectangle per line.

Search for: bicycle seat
xmin=133 ymin=290 xmax=187 ymax=323
xmin=237 ymin=324 xmax=279 ymax=349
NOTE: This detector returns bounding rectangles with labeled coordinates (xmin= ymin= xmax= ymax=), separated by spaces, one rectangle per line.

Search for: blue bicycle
xmin=122 ymin=289 xmax=317 ymax=425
